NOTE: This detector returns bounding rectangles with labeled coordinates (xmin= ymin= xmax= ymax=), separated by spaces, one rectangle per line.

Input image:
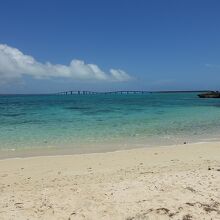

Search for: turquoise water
xmin=1 ymin=92 xmax=220 ymax=153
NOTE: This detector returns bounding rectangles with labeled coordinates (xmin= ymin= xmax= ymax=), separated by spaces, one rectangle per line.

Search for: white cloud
xmin=0 ymin=44 xmax=132 ymax=84
xmin=109 ymin=69 xmax=131 ymax=81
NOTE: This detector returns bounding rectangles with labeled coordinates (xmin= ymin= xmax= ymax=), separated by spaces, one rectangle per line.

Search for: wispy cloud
xmin=0 ymin=44 xmax=132 ymax=84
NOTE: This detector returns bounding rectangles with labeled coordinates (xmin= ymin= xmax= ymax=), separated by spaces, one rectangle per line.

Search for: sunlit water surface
xmin=1 ymin=92 xmax=220 ymax=153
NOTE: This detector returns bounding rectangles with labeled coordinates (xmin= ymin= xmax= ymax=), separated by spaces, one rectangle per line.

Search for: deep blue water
xmin=1 ymin=92 xmax=220 ymax=152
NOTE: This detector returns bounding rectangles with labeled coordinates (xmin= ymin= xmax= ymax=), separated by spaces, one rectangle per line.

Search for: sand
xmin=0 ymin=142 xmax=220 ymax=220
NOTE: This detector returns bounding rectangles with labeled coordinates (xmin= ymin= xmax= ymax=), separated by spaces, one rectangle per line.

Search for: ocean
xmin=1 ymin=92 xmax=220 ymax=154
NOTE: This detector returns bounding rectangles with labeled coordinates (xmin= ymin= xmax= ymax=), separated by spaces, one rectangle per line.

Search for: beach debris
xmin=171 ymin=159 xmax=179 ymax=162
xmin=185 ymin=201 xmax=220 ymax=214
xmin=127 ymin=200 xmax=220 ymax=220
xmin=68 ymin=211 xmax=78 ymax=220
xmin=156 ymin=207 xmax=170 ymax=215
xmin=139 ymin=171 xmax=154 ymax=174
xmin=185 ymin=186 xmax=196 ymax=193
xmin=14 ymin=202 xmax=23 ymax=208
xmin=126 ymin=207 xmax=179 ymax=219
xmin=182 ymin=214 xmax=193 ymax=220
xmin=184 ymin=141 xmax=187 ymax=144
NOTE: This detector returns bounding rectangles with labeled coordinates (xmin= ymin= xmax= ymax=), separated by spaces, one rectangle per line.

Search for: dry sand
xmin=0 ymin=142 xmax=220 ymax=220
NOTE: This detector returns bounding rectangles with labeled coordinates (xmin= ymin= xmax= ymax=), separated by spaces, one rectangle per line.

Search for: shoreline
xmin=0 ymin=141 xmax=220 ymax=219
xmin=1 ymin=138 xmax=220 ymax=160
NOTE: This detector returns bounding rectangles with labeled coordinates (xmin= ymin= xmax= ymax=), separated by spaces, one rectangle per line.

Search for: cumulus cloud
xmin=0 ymin=44 xmax=132 ymax=84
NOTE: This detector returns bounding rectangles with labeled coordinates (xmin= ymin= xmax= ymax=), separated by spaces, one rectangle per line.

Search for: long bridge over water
xmin=56 ymin=90 xmax=207 ymax=95
xmin=57 ymin=90 xmax=150 ymax=95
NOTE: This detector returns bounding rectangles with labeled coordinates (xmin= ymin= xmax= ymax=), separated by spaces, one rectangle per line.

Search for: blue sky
xmin=0 ymin=0 xmax=220 ymax=93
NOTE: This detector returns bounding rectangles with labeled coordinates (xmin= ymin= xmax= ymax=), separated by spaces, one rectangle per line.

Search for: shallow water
xmin=0 ymin=92 xmax=220 ymax=152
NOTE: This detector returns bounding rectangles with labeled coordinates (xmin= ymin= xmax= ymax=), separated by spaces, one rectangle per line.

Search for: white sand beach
xmin=0 ymin=142 xmax=220 ymax=220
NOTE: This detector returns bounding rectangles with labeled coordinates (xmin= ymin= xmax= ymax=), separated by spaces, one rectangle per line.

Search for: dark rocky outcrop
xmin=198 ymin=91 xmax=220 ymax=98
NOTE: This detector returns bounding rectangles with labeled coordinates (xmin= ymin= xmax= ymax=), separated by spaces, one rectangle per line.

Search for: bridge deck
xmin=57 ymin=91 xmax=150 ymax=95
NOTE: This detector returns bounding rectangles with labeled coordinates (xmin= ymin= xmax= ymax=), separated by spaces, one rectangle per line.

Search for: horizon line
xmin=0 ymin=90 xmax=211 ymax=96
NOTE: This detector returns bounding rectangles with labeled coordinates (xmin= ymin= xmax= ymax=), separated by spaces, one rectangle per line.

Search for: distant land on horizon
xmin=0 ymin=90 xmax=212 ymax=96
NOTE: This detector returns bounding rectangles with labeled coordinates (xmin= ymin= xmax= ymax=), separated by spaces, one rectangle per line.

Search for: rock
xmin=198 ymin=91 xmax=220 ymax=98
